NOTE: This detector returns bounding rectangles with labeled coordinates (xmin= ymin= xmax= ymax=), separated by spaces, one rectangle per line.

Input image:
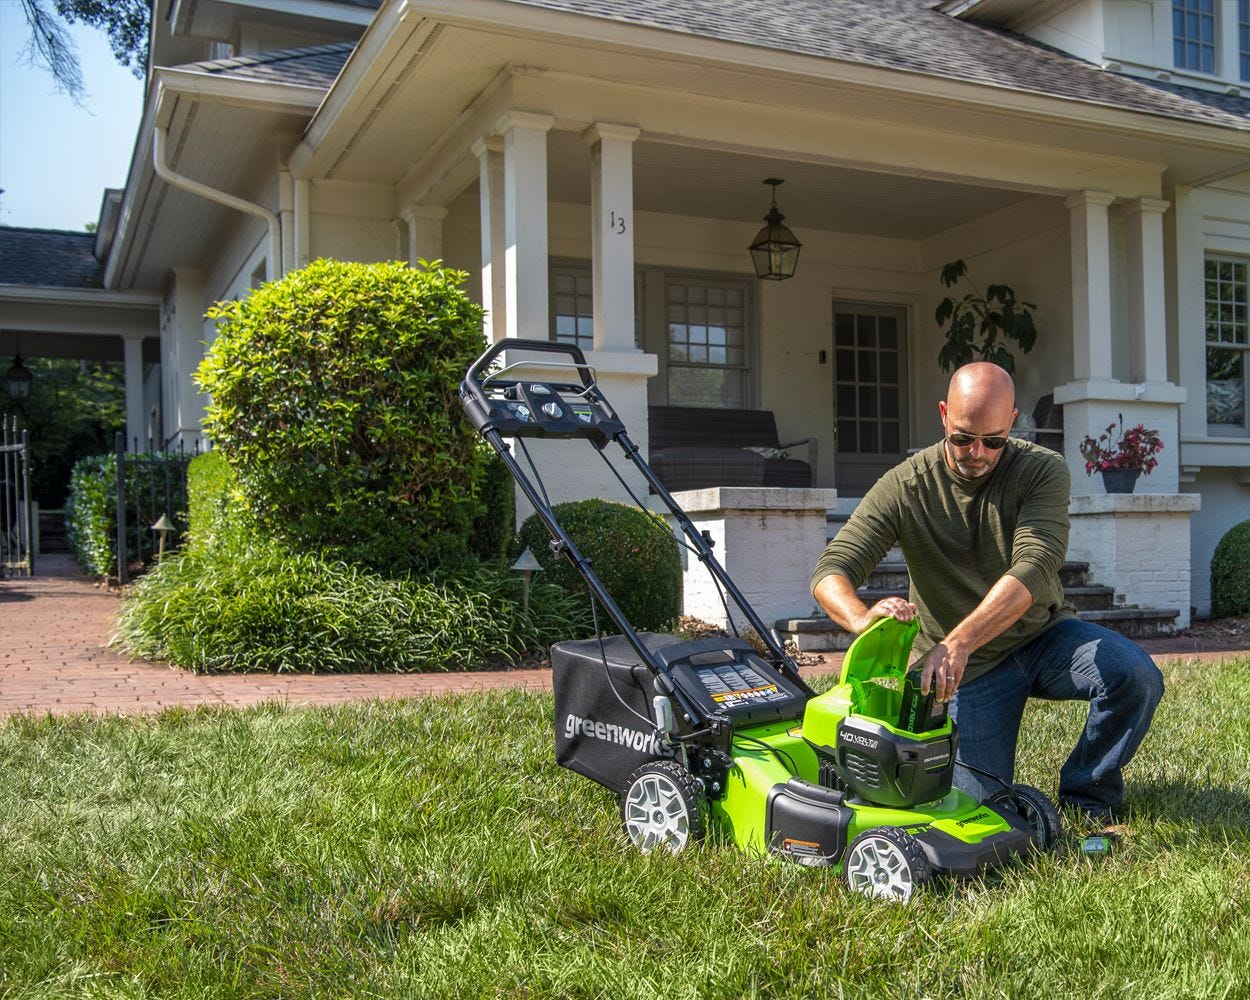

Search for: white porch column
xmin=472 ymin=136 xmax=508 ymax=343
xmin=499 ymin=111 xmax=554 ymax=341
xmin=402 ymin=205 xmax=448 ymax=266
xmin=122 ymin=334 xmax=145 ymax=452
xmin=169 ymin=268 xmax=207 ymax=450
xmin=1124 ymin=197 xmax=1171 ymax=385
xmin=583 ymin=122 xmax=640 ymax=352
xmin=1065 ymin=190 xmax=1116 ymax=382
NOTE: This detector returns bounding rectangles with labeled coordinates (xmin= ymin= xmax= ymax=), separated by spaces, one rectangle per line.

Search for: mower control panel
xmin=460 ymin=378 xmax=627 ymax=443
xmin=661 ymin=639 xmax=808 ymax=729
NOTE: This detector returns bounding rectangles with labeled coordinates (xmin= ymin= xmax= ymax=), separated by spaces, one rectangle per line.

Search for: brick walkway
xmin=1 ymin=554 xmax=1246 ymax=717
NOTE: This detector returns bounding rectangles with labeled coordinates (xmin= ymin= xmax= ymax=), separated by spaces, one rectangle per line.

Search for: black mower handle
xmin=465 ymin=338 xmax=594 ymax=391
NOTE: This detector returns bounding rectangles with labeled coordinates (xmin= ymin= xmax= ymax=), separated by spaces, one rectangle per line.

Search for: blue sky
xmin=0 ymin=3 xmax=145 ymax=232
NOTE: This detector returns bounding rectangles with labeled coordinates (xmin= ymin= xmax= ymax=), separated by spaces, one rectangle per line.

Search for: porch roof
xmin=0 ymin=228 xmax=103 ymax=290
xmin=180 ymin=42 xmax=355 ymax=89
xmin=504 ymin=0 xmax=1250 ymax=132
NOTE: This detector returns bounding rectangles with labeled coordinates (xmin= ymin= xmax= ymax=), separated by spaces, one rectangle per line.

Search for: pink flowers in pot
xmin=1079 ymin=414 xmax=1164 ymax=476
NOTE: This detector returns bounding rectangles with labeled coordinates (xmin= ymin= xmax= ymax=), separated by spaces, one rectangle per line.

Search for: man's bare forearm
xmin=945 ymin=575 xmax=1034 ymax=661
xmin=924 ymin=574 xmax=1034 ymax=701
xmin=813 ymin=573 xmax=915 ymax=635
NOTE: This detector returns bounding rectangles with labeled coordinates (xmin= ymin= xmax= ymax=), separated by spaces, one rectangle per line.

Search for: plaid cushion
xmin=649 ymin=406 xmax=780 ymax=451
xmin=649 ymin=447 xmax=765 ymax=492
xmin=648 ymin=406 xmax=812 ymax=491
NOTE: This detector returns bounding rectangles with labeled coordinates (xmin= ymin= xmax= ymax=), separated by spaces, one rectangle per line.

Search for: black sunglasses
xmin=946 ymin=431 xmax=1009 ymax=450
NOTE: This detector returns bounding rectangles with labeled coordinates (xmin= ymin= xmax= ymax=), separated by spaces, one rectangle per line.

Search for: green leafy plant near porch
xmin=197 ymin=258 xmax=487 ymax=573
xmin=116 ymin=450 xmax=590 ymax=672
xmin=514 ymin=498 xmax=682 ymax=631
xmin=1211 ymin=519 xmax=1250 ymax=618
xmin=64 ymin=451 xmax=189 ymax=577
xmin=935 ymin=259 xmax=1038 ymax=374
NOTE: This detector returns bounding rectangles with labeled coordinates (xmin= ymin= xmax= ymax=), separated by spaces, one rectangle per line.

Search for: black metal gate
xmin=114 ymin=431 xmax=193 ymax=585
xmin=1 ymin=415 xmax=34 ymax=578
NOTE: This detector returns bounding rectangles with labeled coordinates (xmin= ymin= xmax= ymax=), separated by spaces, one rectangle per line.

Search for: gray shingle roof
xmin=505 ymin=0 xmax=1250 ymax=131
xmin=0 ymin=227 xmax=103 ymax=289
xmin=180 ymin=42 xmax=354 ymax=89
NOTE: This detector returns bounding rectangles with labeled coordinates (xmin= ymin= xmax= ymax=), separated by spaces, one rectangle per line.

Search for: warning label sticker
xmin=696 ymin=664 xmax=791 ymax=708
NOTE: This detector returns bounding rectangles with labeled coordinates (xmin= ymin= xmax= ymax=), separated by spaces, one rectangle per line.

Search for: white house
xmin=3 ymin=0 xmax=1249 ymax=623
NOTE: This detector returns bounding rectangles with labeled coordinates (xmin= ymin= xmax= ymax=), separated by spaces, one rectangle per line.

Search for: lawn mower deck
xmin=461 ymin=339 xmax=1059 ymax=902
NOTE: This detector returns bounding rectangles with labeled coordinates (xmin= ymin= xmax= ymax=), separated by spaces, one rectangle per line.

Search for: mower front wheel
xmin=990 ymin=783 xmax=1061 ymax=851
xmin=843 ymin=826 xmax=932 ymax=904
xmin=621 ymin=760 xmax=706 ymax=856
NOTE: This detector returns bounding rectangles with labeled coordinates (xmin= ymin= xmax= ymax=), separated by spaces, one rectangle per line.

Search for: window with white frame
xmin=1204 ymin=255 xmax=1249 ymax=434
xmin=1240 ymin=0 xmax=1250 ymax=79
xmin=551 ymin=265 xmax=595 ymax=353
xmin=1174 ymin=0 xmax=1217 ymax=74
xmin=665 ymin=276 xmax=750 ymax=408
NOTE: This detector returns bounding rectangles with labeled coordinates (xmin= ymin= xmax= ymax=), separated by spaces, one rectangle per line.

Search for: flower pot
xmin=1101 ymin=469 xmax=1140 ymax=494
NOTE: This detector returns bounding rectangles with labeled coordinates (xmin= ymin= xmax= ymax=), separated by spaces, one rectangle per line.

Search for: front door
xmin=833 ymin=302 xmax=909 ymax=497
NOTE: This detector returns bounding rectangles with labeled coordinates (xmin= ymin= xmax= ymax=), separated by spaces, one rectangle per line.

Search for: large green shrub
xmin=1211 ymin=519 xmax=1250 ymax=618
xmin=65 ymin=451 xmax=189 ymax=577
xmin=186 ymin=449 xmax=251 ymax=551
xmin=115 ymin=540 xmax=591 ymax=673
xmin=467 ymin=449 xmax=515 ymax=561
xmin=514 ymin=498 xmax=682 ymax=631
xmin=197 ymin=259 xmax=487 ymax=572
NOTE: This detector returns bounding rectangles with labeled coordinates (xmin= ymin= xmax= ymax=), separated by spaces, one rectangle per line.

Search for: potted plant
xmin=935 ymin=259 xmax=1038 ymax=374
xmin=1078 ymin=414 xmax=1164 ymax=494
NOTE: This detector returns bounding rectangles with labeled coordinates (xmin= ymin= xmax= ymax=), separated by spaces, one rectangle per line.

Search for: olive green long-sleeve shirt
xmin=811 ymin=439 xmax=1075 ymax=684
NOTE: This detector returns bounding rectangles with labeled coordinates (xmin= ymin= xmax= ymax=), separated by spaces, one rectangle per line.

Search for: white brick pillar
xmin=1066 ymin=190 xmax=1116 ymax=383
xmin=402 ymin=205 xmax=448 ymax=266
xmin=583 ymin=122 xmax=640 ymax=352
xmin=665 ymin=487 xmax=839 ymax=629
xmin=499 ymin=111 xmax=554 ymax=341
xmin=472 ymin=136 xmax=507 ymax=343
xmin=1124 ymin=197 xmax=1171 ymax=386
xmin=1068 ymin=494 xmax=1201 ymax=630
xmin=122 ymin=333 xmax=145 ymax=452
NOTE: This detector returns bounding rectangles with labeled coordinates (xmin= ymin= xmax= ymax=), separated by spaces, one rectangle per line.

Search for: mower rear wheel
xmin=990 ymin=783 xmax=1061 ymax=851
xmin=843 ymin=826 xmax=932 ymax=904
xmin=621 ymin=760 xmax=705 ymax=855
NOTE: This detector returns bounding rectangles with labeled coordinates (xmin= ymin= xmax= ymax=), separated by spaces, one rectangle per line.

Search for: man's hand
xmin=860 ymin=596 xmax=917 ymax=633
xmin=920 ymin=640 xmax=968 ymax=703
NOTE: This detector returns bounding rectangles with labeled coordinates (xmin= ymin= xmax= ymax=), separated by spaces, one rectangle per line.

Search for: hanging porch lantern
xmin=4 ymin=354 xmax=33 ymax=399
xmin=747 ymin=178 xmax=802 ymax=281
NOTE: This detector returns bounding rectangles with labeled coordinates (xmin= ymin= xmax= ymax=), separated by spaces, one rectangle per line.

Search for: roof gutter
xmin=152 ymin=124 xmax=282 ymax=279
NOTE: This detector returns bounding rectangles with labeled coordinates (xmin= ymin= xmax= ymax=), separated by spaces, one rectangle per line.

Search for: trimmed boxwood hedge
xmin=514 ymin=498 xmax=682 ymax=631
xmin=1211 ymin=519 xmax=1250 ymax=619
xmin=65 ymin=452 xmax=189 ymax=577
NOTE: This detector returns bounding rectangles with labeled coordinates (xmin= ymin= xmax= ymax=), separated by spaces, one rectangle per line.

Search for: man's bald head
xmin=947 ymin=363 xmax=1016 ymax=420
xmin=939 ymin=362 xmax=1018 ymax=480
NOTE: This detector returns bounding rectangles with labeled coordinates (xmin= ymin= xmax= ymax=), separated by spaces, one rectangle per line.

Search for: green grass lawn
xmin=2 ymin=656 xmax=1248 ymax=999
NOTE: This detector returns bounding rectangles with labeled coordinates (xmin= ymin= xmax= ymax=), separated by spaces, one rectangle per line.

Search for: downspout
xmin=153 ymin=126 xmax=282 ymax=275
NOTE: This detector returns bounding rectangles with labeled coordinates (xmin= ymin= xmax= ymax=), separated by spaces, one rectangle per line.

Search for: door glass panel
xmin=833 ymin=302 xmax=909 ymax=497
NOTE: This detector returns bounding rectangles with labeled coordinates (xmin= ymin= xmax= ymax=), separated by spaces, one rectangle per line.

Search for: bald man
xmin=811 ymin=363 xmax=1163 ymax=826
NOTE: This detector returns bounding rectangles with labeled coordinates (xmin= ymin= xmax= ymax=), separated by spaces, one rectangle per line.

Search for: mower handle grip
xmin=465 ymin=338 xmax=594 ymax=390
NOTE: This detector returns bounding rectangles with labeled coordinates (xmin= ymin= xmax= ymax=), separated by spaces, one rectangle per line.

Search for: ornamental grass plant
xmin=2 ymin=655 xmax=1247 ymax=998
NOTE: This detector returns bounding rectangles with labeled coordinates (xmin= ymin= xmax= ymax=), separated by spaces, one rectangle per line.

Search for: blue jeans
xmin=948 ymin=618 xmax=1164 ymax=814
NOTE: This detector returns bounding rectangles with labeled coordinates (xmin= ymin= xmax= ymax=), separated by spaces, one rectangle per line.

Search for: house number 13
xmin=609 ymin=211 xmax=627 ymax=235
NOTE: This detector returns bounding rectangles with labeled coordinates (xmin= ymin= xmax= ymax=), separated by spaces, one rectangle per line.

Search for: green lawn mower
xmin=461 ymin=339 xmax=1061 ymax=903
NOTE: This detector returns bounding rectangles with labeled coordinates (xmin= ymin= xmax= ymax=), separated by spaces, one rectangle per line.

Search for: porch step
xmin=782 ymin=555 xmax=1175 ymax=651
xmin=778 ymin=607 xmax=1181 ymax=652
xmin=38 ymin=509 xmax=69 ymax=553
